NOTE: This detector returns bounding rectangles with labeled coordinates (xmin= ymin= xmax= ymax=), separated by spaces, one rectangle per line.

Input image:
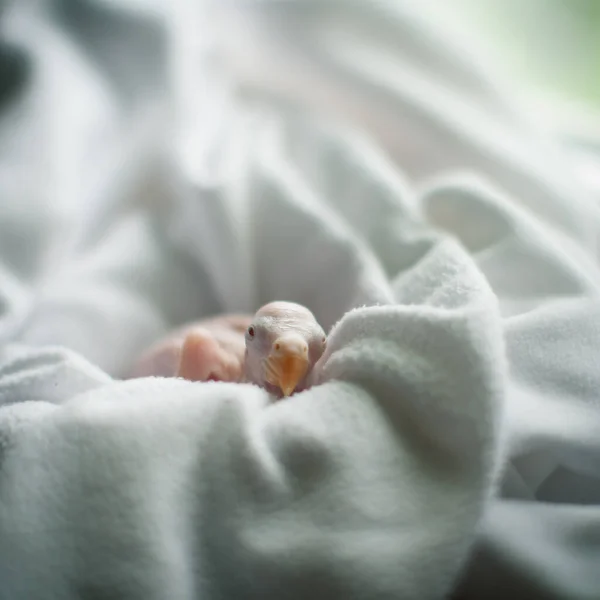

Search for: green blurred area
xmin=451 ymin=0 xmax=600 ymax=111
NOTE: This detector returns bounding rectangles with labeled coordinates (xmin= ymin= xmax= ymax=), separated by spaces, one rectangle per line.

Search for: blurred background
xmin=433 ymin=0 xmax=600 ymax=133
xmin=1 ymin=0 xmax=599 ymax=137
xmin=0 ymin=0 xmax=599 ymax=217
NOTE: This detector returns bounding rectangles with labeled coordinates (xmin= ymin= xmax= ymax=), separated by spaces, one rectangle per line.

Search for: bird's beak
xmin=264 ymin=336 xmax=309 ymax=397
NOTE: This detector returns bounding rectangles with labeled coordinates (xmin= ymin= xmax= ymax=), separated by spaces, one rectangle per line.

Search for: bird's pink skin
xmin=127 ymin=314 xmax=251 ymax=382
xmin=127 ymin=302 xmax=326 ymax=398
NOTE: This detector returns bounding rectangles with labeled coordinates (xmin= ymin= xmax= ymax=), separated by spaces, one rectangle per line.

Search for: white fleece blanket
xmin=0 ymin=1 xmax=599 ymax=599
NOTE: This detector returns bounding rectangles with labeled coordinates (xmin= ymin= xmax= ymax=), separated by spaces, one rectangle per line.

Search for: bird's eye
xmin=247 ymin=326 xmax=255 ymax=338
xmin=322 ymin=337 xmax=327 ymax=346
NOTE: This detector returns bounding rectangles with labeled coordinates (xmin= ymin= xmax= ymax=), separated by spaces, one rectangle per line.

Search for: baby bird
xmin=243 ymin=301 xmax=327 ymax=397
xmin=128 ymin=301 xmax=326 ymax=398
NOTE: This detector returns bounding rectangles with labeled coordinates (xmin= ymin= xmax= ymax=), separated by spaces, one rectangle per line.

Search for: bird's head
xmin=244 ymin=301 xmax=326 ymax=397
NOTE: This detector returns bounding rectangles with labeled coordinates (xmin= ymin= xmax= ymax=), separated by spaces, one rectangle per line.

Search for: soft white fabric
xmin=0 ymin=1 xmax=599 ymax=599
